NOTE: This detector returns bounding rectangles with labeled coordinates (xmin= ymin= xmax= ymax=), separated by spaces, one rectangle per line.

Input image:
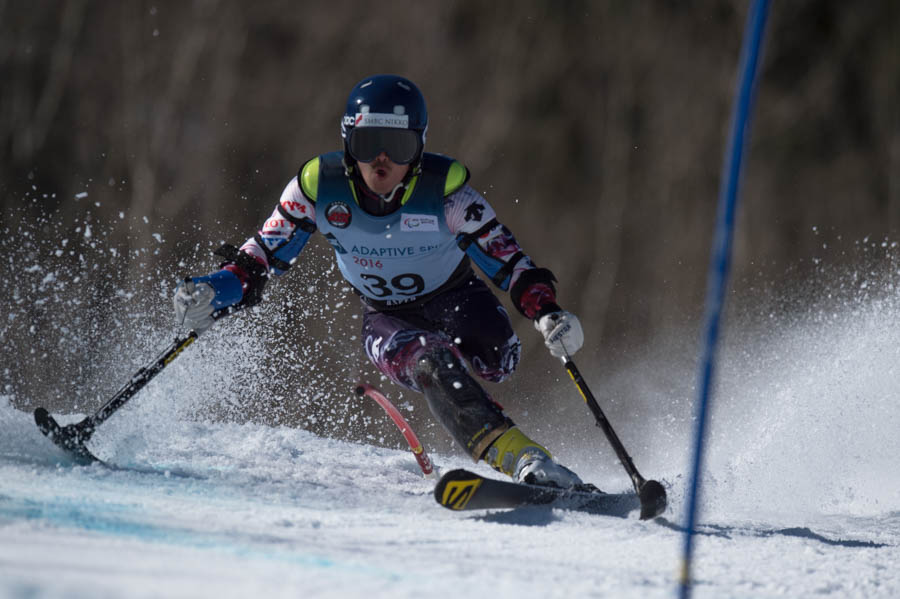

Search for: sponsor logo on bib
xmin=401 ymin=213 xmax=439 ymax=232
xmin=326 ymin=202 xmax=352 ymax=229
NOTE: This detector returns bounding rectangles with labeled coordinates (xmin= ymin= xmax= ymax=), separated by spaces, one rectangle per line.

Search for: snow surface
xmin=2 ymin=285 xmax=899 ymax=599
xmin=2 ymin=203 xmax=899 ymax=598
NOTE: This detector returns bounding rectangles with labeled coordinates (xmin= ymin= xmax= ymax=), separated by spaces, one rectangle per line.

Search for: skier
xmin=174 ymin=74 xmax=586 ymax=488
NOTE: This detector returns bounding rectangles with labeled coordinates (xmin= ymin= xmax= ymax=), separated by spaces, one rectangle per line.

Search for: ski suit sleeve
xmin=238 ymin=175 xmax=317 ymax=274
xmin=445 ymin=183 xmax=561 ymax=319
xmin=218 ymin=175 xmax=317 ymax=306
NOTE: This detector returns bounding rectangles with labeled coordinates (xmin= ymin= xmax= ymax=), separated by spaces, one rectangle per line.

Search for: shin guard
xmin=413 ymin=346 xmax=510 ymax=460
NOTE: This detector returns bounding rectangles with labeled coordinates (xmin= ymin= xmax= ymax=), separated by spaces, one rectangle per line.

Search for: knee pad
xmin=413 ymin=345 xmax=464 ymax=384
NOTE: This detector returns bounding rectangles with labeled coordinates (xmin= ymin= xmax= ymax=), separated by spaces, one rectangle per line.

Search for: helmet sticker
xmin=353 ymin=112 xmax=409 ymax=129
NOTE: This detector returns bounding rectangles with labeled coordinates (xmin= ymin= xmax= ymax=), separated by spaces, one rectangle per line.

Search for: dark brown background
xmin=2 ymin=1 xmax=898 ymax=453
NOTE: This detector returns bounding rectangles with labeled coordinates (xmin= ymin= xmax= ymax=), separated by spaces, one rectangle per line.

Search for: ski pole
xmin=34 ymin=307 xmax=231 ymax=463
xmin=560 ymin=354 xmax=667 ymax=519
xmin=34 ymin=332 xmax=199 ymax=462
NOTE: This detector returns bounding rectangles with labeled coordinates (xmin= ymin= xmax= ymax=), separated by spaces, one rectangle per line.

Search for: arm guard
xmin=445 ymin=184 xmax=559 ymax=317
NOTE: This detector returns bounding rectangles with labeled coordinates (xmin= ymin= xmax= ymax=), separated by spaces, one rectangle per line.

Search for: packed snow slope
xmin=0 ymin=396 xmax=896 ymax=599
xmin=1 ymin=204 xmax=898 ymax=597
xmin=1 ymin=269 xmax=899 ymax=599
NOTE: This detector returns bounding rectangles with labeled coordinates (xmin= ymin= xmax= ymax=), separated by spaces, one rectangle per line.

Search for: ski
xmin=434 ymin=468 xmax=643 ymax=518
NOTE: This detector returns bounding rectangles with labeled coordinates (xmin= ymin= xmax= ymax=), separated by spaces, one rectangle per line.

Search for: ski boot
xmin=484 ymin=426 xmax=583 ymax=489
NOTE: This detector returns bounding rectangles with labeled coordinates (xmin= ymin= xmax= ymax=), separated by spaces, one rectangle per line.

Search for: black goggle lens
xmin=348 ymin=128 xmax=421 ymax=164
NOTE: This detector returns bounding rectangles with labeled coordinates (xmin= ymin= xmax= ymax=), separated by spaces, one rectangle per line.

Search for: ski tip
xmin=433 ymin=469 xmax=484 ymax=510
xmin=638 ymin=479 xmax=668 ymax=520
xmin=33 ymin=407 xmax=57 ymax=436
xmin=33 ymin=408 xmax=102 ymax=465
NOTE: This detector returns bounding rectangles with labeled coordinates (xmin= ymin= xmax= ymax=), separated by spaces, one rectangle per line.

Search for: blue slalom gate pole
xmin=678 ymin=1 xmax=771 ymax=597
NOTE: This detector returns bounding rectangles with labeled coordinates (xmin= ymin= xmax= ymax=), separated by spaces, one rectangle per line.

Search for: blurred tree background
xmin=1 ymin=1 xmax=898 ymax=453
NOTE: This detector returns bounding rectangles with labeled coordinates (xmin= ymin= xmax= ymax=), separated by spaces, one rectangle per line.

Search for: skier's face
xmin=357 ymin=152 xmax=410 ymax=197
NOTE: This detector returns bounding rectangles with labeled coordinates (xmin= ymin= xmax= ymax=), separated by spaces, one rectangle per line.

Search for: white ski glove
xmin=173 ymin=279 xmax=217 ymax=333
xmin=535 ymin=310 xmax=584 ymax=358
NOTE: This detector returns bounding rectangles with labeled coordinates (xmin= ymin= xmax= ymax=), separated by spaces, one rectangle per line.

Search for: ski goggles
xmin=347 ymin=127 xmax=422 ymax=164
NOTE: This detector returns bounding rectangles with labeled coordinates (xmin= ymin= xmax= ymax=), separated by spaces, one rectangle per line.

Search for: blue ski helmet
xmin=341 ymin=75 xmax=428 ymax=166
